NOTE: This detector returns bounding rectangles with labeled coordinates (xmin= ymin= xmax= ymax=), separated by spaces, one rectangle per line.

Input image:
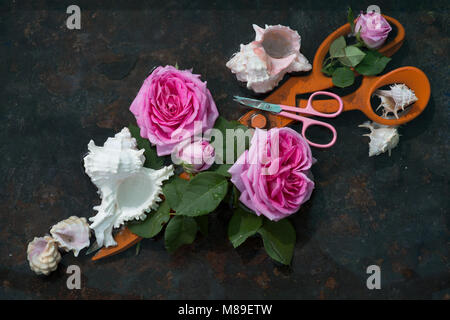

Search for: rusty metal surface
xmin=0 ymin=0 xmax=449 ymax=299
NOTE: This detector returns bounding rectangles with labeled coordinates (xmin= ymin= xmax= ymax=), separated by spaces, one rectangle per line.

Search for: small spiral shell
xmin=27 ymin=236 xmax=61 ymax=275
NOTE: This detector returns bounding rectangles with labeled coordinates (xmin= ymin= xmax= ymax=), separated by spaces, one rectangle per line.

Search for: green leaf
xmin=128 ymin=201 xmax=170 ymax=238
xmin=338 ymin=46 xmax=366 ymax=67
xmin=258 ymin=219 xmax=296 ymax=265
xmin=162 ymin=175 xmax=189 ymax=211
xmin=228 ymin=208 xmax=263 ymax=248
xmin=164 ymin=216 xmax=197 ymax=253
xmin=176 ymin=172 xmax=228 ymax=216
xmin=329 ymin=36 xmax=346 ymax=58
xmin=211 ymin=163 xmax=232 ymax=177
xmin=332 ymin=67 xmax=355 ymax=88
xmin=347 ymin=7 xmax=355 ymax=33
xmin=128 ymin=125 xmax=164 ymax=170
xmin=321 ymin=59 xmax=339 ymax=76
xmin=355 ymin=50 xmax=392 ymax=76
xmin=196 ymin=215 xmax=208 ymax=236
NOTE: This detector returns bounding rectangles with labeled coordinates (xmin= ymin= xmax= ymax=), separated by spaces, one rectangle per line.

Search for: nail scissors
xmin=234 ymin=91 xmax=343 ymax=148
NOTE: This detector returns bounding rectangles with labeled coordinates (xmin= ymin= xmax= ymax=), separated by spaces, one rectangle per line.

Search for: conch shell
xmin=84 ymin=127 xmax=174 ymax=248
xmin=50 ymin=216 xmax=90 ymax=257
xmin=374 ymin=84 xmax=418 ymax=118
xmin=226 ymin=24 xmax=312 ymax=93
xmin=359 ymin=121 xmax=400 ymax=157
xmin=27 ymin=236 xmax=61 ymax=275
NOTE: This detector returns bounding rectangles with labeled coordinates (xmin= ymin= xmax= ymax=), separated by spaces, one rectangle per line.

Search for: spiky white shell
xmin=50 ymin=216 xmax=90 ymax=257
xmin=226 ymin=24 xmax=311 ymax=93
xmin=84 ymin=127 xmax=174 ymax=248
xmin=359 ymin=121 xmax=400 ymax=157
xmin=27 ymin=236 xmax=61 ymax=275
xmin=374 ymin=84 xmax=418 ymax=119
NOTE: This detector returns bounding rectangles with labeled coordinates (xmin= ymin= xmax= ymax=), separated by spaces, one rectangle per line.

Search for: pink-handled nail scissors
xmin=234 ymin=91 xmax=343 ymax=148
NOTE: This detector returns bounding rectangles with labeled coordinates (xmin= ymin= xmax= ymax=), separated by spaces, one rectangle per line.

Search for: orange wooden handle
xmin=92 ymin=228 xmax=142 ymax=261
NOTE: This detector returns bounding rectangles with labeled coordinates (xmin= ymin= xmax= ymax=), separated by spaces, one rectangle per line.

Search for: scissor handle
xmin=305 ymin=91 xmax=343 ymax=117
xmin=279 ymin=91 xmax=343 ymax=116
xmin=301 ymin=118 xmax=338 ymax=149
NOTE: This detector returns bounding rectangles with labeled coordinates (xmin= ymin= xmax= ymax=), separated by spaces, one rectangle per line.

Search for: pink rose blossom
xmin=229 ymin=127 xmax=315 ymax=221
xmin=130 ymin=65 xmax=219 ymax=156
xmin=355 ymin=12 xmax=392 ymax=49
xmin=172 ymin=139 xmax=215 ymax=173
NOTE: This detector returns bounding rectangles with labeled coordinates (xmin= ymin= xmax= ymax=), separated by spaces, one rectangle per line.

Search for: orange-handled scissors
xmin=238 ymin=15 xmax=429 ymax=128
xmin=234 ymin=91 xmax=343 ymax=148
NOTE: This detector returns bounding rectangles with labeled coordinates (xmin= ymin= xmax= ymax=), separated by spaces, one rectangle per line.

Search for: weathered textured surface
xmin=0 ymin=0 xmax=449 ymax=299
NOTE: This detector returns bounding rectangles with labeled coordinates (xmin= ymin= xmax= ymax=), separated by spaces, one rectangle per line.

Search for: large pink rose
xmin=130 ymin=65 xmax=219 ymax=156
xmin=229 ymin=127 xmax=315 ymax=221
xmin=355 ymin=12 xmax=392 ymax=49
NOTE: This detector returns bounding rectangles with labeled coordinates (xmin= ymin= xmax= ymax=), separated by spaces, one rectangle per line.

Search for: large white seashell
xmin=84 ymin=127 xmax=174 ymax=248
xmin=226 ymin=24 xmax=312 ymax=93
xmin=50 ymin=216 xmax=90 ymax=257
xmin=374 ymin=84 xmax=418 ymax=119
xmin=359 ymin=121 xmax=400 ymax=157
xmin=27 ymin=236 xmax=61 ymax=275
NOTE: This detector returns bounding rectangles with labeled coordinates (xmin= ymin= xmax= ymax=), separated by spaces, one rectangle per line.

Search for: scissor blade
xmin=233 ymin=96 xmax=282 ymax=113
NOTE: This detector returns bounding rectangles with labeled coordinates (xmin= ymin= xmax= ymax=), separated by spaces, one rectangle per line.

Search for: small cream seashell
xmin=50 ymin=216 xmax=90 ymax=257
xmin=84 ymin=127 xmax=174 ymax=248
xmin=226 ymin=24 xmax=312 ymax=93
xmin=359 ymin=121 xmax=400 ymax=157
xmin=27 ymin=236 xmax=61 ymax=275
xmin=374 ymin=84 xmax=418 ymax=119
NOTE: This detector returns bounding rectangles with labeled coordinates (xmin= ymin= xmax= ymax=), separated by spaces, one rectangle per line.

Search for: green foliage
xmin=128 ymin=124 xmax=164 ymax=169
xmin=338 ymin=46 xmax=366 ymax=67
xmin=332 ymin=67 xmax=355 ymax=88
xmin=258 ymin=219 xmax=296 ymax=265
xmin=175 ymin=172 xmax=228 ymax=216
xmin=355 ymin=50 xmax=391 ymax=76
xmin=162 ymin=175 xmax=189 ymax=210
xmin=164 ymin=216 xmax=197 ymax=252
xmin=228 ymin=207 xmax=263 ymax=248
xmin=347 ymin=7 xmax=355 ymax=33
xmin=211 ymin=163 xmax=232 ymax=178
xmin=128 ymin=201 xmax=170 ymax=238
xmin=329 ymin=36 xmax=346 ymax=58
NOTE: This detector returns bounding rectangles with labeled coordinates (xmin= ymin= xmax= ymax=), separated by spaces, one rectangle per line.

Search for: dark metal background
xmin=0 ymin=0 xmax=448 ymax=299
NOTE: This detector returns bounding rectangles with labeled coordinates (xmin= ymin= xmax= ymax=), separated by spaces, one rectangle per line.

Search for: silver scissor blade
xmin=233 ymin=96 xmax=282 ymax=113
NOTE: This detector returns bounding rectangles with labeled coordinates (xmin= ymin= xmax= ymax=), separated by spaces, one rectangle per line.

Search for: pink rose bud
xmin=355 ymin=12 xmax=392 ymax=49
xmin=173 ymin=139 xmax=215 ymax=173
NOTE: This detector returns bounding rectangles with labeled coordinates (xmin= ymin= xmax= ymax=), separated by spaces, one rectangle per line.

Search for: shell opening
xmin=29 ymin=238 xmax=48 ymax=258
xmin=261 ymin=30 xmax=296 ymax=59
xmin=116 ymin=173 xmax=158 ymax=214
xmin=54 ymin=231 xmax=74 ymax=244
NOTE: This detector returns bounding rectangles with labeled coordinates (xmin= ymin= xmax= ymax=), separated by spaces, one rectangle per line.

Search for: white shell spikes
xmin=83 ymin=127 xmax=174 ymax=248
